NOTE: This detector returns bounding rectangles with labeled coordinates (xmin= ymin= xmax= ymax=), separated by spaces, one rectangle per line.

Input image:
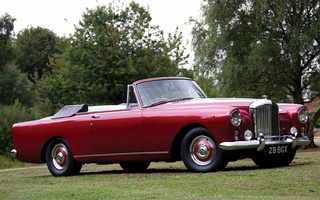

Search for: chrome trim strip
xmin=74 ymin=151 xmax=169 ymax=159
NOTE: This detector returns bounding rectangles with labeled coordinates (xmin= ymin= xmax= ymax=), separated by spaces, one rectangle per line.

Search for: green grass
xmin=0 ymin=155 xmax=42 ymax=170
xmin=1 ymin=146 xmax=319 ymax=199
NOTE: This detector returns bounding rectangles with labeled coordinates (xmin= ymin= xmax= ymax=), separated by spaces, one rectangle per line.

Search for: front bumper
xmin=219 ymin=134 xmax=310 ymax=151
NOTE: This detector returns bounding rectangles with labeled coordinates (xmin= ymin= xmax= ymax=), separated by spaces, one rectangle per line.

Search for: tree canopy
xmin=0 ymin=13 xmax=15 ymax=69
xmin=0 ymin=13 xmax=33 ymax=106
xmin=192 ymin=0 xmax=320 ymax=104
xmin=15 ymin=26 xmax=61 ymax=79
xmin=36 ymin=2 xmax=188 ymax=113
xmin=0 ymin=63 xmax=33 ymax=106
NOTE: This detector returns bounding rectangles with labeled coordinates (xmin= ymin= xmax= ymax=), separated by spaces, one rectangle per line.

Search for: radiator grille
xmin=250 ymin=100 xmax=280 ymax=138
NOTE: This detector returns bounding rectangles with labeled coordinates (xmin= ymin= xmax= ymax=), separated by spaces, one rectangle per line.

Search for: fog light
xmin=244 ymin=130 xmax=253 ymax=141
xmin=290 ymin=127 xmax=298 ymax=136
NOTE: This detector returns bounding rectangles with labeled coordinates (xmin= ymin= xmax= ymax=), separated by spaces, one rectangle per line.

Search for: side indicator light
xmin=301 ymin=126 xmax=306 ymax=136
xmin=234 ymin=130 xmax=239 ymax=141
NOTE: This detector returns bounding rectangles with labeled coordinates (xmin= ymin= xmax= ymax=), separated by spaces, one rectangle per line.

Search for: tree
xmin=0 ymin=63 xmax=34 ymax=106
xmin=0 ymin=13 xmax=33 ymax=107
xmin=0 ymin=13 xmax=15 ymax=69
xmin=192 ymin=0 xmax=320 ymax=104
xmin=15 ymin=26 xmax=61 ymax=79
xmin=36 ymin=2 xmax=188 ymax=113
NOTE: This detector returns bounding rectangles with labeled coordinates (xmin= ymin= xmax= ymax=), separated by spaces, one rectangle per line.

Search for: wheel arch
xmin=170 ymin=123 xmax=209 ymax=161
xmin=41 ymin=136 xmax=65 ymax=163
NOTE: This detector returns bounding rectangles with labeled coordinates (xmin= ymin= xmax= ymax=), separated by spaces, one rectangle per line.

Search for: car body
xmin=11 ymin=77 xmax=310 ymax=176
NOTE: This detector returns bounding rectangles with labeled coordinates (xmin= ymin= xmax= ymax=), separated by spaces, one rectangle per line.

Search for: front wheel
xmin=46 ymin=138 xmax=82 ymax=176
xmin=181 ymin=127 xmax=223 ymax=172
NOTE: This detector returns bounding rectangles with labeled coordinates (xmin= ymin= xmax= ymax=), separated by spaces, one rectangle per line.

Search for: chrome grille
xmin=250 ymin=100 xmax=280 ymax=138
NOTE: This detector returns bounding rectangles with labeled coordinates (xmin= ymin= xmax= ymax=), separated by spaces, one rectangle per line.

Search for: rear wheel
xmin=119 ymin=162 xmax=151 ymax=173
xmin=46 ymin=138 xmax=82 ymax=176
xmin=181 ymin=127 xmax=223 ymax=172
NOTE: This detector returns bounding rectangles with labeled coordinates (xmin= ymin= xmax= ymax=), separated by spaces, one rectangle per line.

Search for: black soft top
xmin=51 ymin=104 xmax=88 ymax=119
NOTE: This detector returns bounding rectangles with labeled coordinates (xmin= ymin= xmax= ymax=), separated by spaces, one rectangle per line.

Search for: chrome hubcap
xmin=51 ymin=143 xmax=68 ymax=170
xmin=190 ymin=135 xmax=216 ymax=166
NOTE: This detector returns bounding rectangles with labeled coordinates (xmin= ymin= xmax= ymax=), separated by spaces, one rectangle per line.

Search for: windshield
xmin=136 ymin=79 xmax=207 ymax=107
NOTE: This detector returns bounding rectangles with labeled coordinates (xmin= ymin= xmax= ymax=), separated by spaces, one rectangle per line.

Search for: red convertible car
xmin=11 ymin=77 xmax=310 ymax=176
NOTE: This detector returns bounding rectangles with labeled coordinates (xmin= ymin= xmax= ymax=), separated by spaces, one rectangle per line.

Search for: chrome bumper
xmin=10 ymin=149 xmax=17 ymax=158
xmin=219 ymin=134 xmax=310 ymax=152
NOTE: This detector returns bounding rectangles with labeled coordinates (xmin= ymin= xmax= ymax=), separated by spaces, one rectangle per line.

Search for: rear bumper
xmin=10 ymin=149 xmax=17 ymax=158
xmin=219 ymin=134 xmax=310 ymax=151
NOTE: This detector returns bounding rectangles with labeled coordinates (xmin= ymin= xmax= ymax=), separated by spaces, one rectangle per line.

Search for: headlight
xmin=298 ymin=107 xmax=308 ymax=123
xmin=230 ymin=110 xmax=241 ymax=126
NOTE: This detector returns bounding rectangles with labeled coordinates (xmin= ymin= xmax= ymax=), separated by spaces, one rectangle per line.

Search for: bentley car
xmin=11 ymin=77 xmax=310 ymax=176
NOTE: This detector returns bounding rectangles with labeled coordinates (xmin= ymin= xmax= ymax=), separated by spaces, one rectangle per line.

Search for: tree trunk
xmin=306 ymin=108 xmax=320 ymax=149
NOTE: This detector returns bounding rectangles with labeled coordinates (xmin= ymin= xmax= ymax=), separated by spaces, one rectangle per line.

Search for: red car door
xmin=88 ymin=108 xmax=143 ymax=156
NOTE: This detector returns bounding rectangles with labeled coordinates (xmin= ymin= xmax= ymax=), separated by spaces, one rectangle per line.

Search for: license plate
xmin=266 ymin=145 xmax=290 ymax=155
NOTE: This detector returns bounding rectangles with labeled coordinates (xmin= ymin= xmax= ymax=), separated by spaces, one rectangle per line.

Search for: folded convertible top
xmin=51 ymin=104 xmax=88 ymax=119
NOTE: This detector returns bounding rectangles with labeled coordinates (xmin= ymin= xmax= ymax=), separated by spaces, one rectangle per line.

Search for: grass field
xmin=1 ymin=146 xmax=319 ymax=199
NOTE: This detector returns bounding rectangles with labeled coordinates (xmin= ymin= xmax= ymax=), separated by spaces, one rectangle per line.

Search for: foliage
xmin=0 ymin=13 xmax=15 ymax=69
xmin=0 ymin=13 xmax=35 ymax=107
xmin=0 ymin=154 xmax=40 ymax=170
xmin=15 ymin=26 xmax=61 ymax=79
xmin=36 ymin=2 xmax=188 ymax=114
xmin=194 ymin=75 xmax=218 ymax=98
xmin=0 ymin=101 xmax=38 ymax=155
xmin=0 ymin=63 xmax=34 ymax=106
xmin=192 ymin=0 xmax=320 ymax=104
xmin=309 ymin=109 xmax=320 ymax=128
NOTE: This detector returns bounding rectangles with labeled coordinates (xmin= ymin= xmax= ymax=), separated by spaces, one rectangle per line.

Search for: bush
xmin=0 ymin=63 xmax=34 ymax=107
xmin=0 ymin=101 xmax=38 ymax=155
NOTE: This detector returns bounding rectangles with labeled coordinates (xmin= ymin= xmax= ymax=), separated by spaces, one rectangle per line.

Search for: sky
xmin=0 ymin=0 xmax=203 ymax=68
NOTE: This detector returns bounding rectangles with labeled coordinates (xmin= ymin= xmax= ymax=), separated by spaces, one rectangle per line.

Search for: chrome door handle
xmin=91 ymin=114 xmax=100 ymax=118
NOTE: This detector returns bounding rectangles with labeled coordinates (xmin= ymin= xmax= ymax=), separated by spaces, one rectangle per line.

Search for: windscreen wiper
xmin=148 ymin=97 xmax=194 ymax=107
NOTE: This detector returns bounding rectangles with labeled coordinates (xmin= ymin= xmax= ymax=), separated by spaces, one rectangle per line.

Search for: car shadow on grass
xmin=79 ymin=168 xmax=190 ymax=176
xmin=76 ymin=161 xmax=314 ymax=176
xmin=78 ymin=165 xmax=263 ymax=176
